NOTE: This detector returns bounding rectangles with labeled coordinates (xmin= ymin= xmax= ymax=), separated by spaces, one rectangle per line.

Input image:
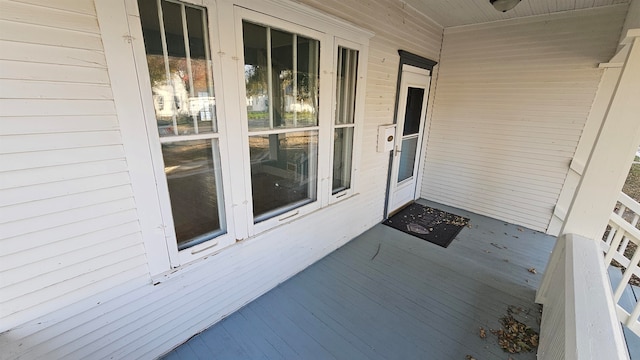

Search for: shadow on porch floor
xmin=162 ymin=200 xmax=557 ymax=360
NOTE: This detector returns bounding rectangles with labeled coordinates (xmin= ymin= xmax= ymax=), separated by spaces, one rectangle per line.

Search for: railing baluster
xmin=613 ymin=242 xmax=640 ymax=303
xmin=603 ymin=192 xmax=640 ymax=338
xmin=605 ymin=230 xmax=627 ymax=264
xmin=606 ymin=224 xmax=618 ymax=246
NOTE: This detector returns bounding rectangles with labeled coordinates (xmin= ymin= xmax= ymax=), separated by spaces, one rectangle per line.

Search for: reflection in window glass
xmin=398 ymin=137 xmax=418 ymax=182
xmin=162 ymin=140 xmax=225 ymax=250
xmin=249 ymin=131 xmax=318 ymax=222
xmin=243 ymin=22 xmax=270 ymax=130
xmin=332 ymin=127 xmax=353 ymax=194
xmin=139 ymin=0 xmax=217 ymax=137
xmin=335 ymin=47 xmax=358 ymax=125
xmin=243 ymin=21 xmax=319 ymax=131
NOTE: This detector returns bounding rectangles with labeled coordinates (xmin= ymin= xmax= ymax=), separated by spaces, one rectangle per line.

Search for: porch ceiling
xmin=404 ymin=0 xmax=630 ymax=27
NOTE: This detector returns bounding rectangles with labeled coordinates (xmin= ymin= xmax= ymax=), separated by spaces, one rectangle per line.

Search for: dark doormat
xmin=383 ymin=203 xmax=470 ymax=248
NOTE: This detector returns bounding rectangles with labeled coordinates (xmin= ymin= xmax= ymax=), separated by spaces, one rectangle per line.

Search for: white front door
xmin=387 ymin=65 xmax=431 ymax=215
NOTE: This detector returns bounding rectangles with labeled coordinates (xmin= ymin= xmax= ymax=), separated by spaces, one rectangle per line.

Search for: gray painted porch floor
xmin=162 ymin=200 xmax=557 ymax=360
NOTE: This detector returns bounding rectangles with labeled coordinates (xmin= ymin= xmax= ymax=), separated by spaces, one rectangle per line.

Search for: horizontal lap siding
xmin=420 ymin=5 xmax=627 ymax=232
xmin=0 ymin=0 xmax=148 ymax=335
xmin=0 ymin=1 xmax=443 ymax=360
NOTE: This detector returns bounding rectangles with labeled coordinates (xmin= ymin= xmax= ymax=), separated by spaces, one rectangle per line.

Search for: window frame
xmin=329 ymin=38 xmax=367 ymax=204
xmin=234 ymin=7 xmax=334 ymax=236
xmin=130 ymin=0 xmax=238 ymax=268
xmin=113 ymin=0 xmax=373 ymax=277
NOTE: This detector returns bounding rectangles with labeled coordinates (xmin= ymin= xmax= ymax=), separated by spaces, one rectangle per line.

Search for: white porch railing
xmin=602 ymin=192 xmax=640 ymax=336
xmin=536 ymin=233 xmax=630 ymax=360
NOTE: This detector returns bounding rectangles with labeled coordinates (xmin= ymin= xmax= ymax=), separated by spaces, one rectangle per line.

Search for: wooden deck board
xmin=162 ymin=200 xmax=557 ymax=359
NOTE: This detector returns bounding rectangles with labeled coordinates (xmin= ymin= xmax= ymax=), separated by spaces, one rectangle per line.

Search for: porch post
xmin=560 ymin=30 xmax=640 ymax=240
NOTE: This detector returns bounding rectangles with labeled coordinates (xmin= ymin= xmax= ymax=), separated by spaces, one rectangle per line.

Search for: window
xmin=332 ymin=46 xmax=359 ymax=195
xmin=130 ymin=0 xmax=371 ymax=271
xmin=242 ymin=21 xmax=320 ymax=223
xmin=138 ymin=0 xmax=226 ymax=251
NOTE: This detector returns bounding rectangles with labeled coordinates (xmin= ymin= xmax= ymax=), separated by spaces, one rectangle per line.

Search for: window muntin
xmin=242 ymin=20 xmax=320 ymax=223
xmin=332 ymin=46 xmax=359 ymax=194
xmin=139 ymin=0 xmax=226 ymax=250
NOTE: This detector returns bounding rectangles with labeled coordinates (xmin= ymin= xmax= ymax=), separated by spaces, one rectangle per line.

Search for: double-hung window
xmin=138 ymin=0 xmax=234 ymax=266
xmin=241 ymin=20 xmax=321 ymax=224
xmin=133 ymin=0 xmax=370 ymax=271
xmin=331 ymin=43 xmax=361 ymax=199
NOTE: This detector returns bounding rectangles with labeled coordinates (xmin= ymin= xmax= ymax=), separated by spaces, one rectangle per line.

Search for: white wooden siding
xmin=420 ymin=5 xmax=627 ymax=232
xmin=0 ymin=0 xmax=149 ymax=332
xmin=0 ymin=0 xmax=443 ymax=359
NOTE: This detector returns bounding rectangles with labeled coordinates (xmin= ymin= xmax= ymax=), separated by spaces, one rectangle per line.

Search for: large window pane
xmin=335 ymin=47 xmax=358 ymax=125
xmin=295 ymin=35 xmax=319 ymax=127
xmin=243 ymin=21 xmax=319 ymax=131
xmin=243 ymin=22 xmax=270 ymax=130
xmin=250 ymin=131 xmax=318 ymax=222
xmin=139 ymin=0 xmax=217 ymax=137
xmin=332 ymin=127 xmax=354 ymax=194
xmin=162 ymin=140 xmax=225 ymax=249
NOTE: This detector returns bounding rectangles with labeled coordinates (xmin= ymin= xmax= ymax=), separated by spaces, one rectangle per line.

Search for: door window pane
xmin=332 ymin=127 xmax=354 ymax=194
xmin=398 ymin=137 xmax=418 ymax=182
xmin=139 ymin=0 xmax=217 ymax=137
xmin=250 ymin=131 xmax=318 ymax=222
xmin=162 ymin=140 xmax=225 ymax=249
xmin=402 ymin=87 xmax=425 ymax=136
xmin=243 ymin=21 xmax=319 ymax=131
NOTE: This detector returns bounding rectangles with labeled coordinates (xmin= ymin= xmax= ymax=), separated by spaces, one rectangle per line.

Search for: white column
xmin=538 ymin=31 xmax=640 ymax=305
xmin=561 ymin=32 xmax=640 ymax=240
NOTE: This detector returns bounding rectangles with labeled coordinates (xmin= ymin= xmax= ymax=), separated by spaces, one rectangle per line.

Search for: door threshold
xmin=387 ymin=200 xmax=415 ymax=219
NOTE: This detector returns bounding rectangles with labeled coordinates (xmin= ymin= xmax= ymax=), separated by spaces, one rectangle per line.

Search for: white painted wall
xmin=0 ymin=0 xmax=442 ymax=359
xmin=0 ymin=0 xmax=150 ymax=332
xmin=420 ymin=5 xmax=628 ymax=233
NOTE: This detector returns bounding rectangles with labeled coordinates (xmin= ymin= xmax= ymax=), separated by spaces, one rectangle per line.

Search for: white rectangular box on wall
xmin=377 ymin=124 xmax=396 ymax=152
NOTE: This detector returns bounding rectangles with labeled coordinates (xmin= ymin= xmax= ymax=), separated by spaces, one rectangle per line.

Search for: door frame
xmin=384 ymin=51 xmax=437 ymax=218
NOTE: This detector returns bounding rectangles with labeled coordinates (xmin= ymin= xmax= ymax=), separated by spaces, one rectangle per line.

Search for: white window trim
xmin=233 ymin=7 xmax=333 ymax=236
xmin=329 ymin=37 xmax=368 ymax=204
xmin=97 ymin=0 xmax=373 ymax=278
xmin=124 ymin=0 xmax=239 ymax=270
